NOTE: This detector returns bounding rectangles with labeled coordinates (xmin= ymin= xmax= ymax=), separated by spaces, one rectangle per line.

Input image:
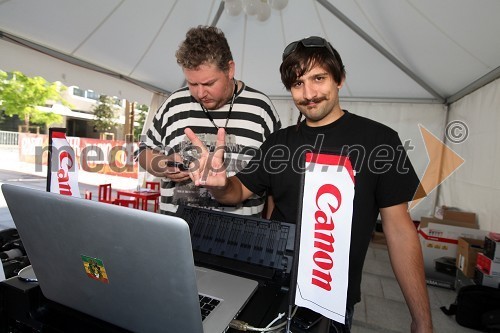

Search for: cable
xmin=229 ymin=306 xmax=298 ymax=332
xmin=266 ymin=311 xmax=286 ymax=328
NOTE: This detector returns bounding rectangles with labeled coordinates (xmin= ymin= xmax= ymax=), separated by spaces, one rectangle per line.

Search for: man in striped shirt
xmin=139 ymin=25 xmax=281 ymax=216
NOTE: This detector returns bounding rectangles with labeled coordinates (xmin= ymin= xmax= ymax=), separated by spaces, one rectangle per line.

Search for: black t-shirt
xmin=236 ymin=110 xmax=421 ymax=307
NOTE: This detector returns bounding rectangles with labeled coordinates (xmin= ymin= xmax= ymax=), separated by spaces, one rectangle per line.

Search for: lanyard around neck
xmin=199 ymin=79 xmax=238 ymax=130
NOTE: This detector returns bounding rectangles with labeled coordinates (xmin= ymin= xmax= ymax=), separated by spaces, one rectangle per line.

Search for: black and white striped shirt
xmin=143 ymin=83 xmax=281 ymax=216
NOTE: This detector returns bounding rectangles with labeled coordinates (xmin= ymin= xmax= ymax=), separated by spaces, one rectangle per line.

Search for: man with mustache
xmin=185 ymin=36 xmax=432 ymax=332
xmin=139 ymin=25 xmax=281 ymax=216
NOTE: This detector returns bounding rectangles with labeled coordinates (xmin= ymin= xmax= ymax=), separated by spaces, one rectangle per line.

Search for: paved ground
xmin=0 ymin=146 xmax=138 ymax=230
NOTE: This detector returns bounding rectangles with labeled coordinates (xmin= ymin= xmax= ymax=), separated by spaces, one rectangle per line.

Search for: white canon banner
xmin=50 ymin=131 xmax=81 ymax=198
xmin=295 ymin=152 xmax=355 ymax=324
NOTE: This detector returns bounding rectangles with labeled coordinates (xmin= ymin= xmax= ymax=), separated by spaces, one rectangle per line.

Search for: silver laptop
xmin=2 ymin=184 xmax=258 ymax=333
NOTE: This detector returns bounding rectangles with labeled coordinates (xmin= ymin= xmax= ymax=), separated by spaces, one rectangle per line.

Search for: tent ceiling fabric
xmin=1 ymin=0 xmax=500 ymax=105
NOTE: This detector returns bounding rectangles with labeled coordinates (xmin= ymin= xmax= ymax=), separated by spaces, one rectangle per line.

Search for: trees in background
xmin=134 ymin=103 xmax=149 ymax=139
xmin=0 ymin=70 xmax=66 ymax=132
xmin=0 ymin=70 xmax=149 ymax=140
xmin=92 ymin=95 xmax=118 ymax=139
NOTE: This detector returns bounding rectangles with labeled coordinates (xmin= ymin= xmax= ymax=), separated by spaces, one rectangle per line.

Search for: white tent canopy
xmin=1 ymin=0 xmax=500 ymax=103
xmin=1 ymin=0 xmax=500 ymax=231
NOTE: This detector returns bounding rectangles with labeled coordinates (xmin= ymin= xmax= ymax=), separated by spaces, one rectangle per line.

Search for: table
xmin=116 ymin=189 xmax=160 ymax=212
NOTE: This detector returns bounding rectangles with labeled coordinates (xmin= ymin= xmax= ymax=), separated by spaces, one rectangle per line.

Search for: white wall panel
xmin=441 ymin=78 xmax=500 ymax=232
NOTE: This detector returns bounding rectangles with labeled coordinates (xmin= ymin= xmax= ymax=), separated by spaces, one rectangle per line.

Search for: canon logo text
xmin=311 ymin=184 xmax=342 ymax=291
xmin=57 ymin=151 xmax=74 ymax=196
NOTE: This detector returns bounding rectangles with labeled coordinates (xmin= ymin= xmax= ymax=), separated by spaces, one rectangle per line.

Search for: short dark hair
xmin=279 ymin=39 xmax=345 ymax=90
xmin=175 ymin=25 xmax=233 ymax=72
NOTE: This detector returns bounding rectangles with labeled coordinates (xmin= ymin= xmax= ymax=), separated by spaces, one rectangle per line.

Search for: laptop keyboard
xmin=199 ymin=293 xmax=222 ymax=321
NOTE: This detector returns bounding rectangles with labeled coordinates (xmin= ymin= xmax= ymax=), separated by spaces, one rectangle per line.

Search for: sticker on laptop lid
xmin=81 ymin=255 xmax=109 ymax=284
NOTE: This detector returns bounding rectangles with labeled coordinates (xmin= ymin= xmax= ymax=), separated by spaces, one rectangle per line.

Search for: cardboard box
xmin=455 ymin=267 xmax=476 ymax=291
xmin=474 ymin=268 xmax=500 ymax=288
xmin=442 ymin=209 xmax=476 ymax=224
xmin=484 ymin=233 xmax=500 ymax=262
xmin=418 ymin=221 xmax=487 ymax=289
xmin=476 ymin=252 xmax=500 ymax=276
xmin=420 ymin=216 xmax=478 ymax=229
xmin=456 ymin=237 xmax=484 ymax=278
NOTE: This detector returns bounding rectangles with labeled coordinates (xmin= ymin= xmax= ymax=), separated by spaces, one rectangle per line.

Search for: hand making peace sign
xmin=184 ymin=127 xmax=228 ymax=188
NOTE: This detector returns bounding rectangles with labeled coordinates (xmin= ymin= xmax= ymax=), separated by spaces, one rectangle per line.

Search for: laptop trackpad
xmin=194 ymin=266 xmax=258 ymax=333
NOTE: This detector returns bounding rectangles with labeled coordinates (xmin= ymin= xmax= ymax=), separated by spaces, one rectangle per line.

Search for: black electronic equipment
xmin=176 ymin=205 xmax=295 ymax=283
xmin=166 ymin=161 xmax=189 ymax=170
xmin=292 ymin=307 xmax=323 ymax=330
xmin=435 ymin=256 xmax=457 ymax=276
xmin=1 ymin=228 xmax=29 ymax=279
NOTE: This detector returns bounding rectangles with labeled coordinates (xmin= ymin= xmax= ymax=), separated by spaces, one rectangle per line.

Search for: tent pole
xmin=433 ymin=104 xmax=450 ymax=212
xmin=447 ymin=66 xmax=500 ymax=104
xmin=316 ymin=0 xmax=445 ymax=104
xmin=0 ymin=31 xmax=169 ymax=96
xmin=211 ymin=1 xmax=225 ymax=27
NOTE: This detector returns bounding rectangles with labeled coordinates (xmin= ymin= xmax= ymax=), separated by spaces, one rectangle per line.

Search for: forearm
xmin=209 ymin=176 xmax=247 ymax=205
xmin=380 ymin=203 xmax=432 ymax=333
xmin=381 ymin=206 xmax=433 ymax=332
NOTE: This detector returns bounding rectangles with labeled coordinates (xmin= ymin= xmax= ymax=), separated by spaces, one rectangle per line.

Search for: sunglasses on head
xmin=282 ymin=36 xmax=336 ymax=61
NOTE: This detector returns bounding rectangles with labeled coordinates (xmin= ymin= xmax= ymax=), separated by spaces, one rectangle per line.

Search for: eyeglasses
xmin=282 ymin=36 xmax=336 ymax=61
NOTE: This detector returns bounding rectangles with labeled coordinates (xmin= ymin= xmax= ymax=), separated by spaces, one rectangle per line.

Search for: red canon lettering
xmin=311 ymin=184 xmax=341 ymax=291
xmin=57 ymin=151 xmax=74 ymax=196
xmin=59 ymin=151 xmax=73 ymax=169
xmin=316 ymin=184 xmax=341 ymax=215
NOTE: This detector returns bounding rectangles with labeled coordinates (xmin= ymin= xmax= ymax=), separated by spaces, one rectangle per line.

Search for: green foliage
xmin=133 ymin=103 xmax=149 ymax=139
xmin=30 ymin=111 xmax=63 ymax=126
xmin=93 ymin=95 xmax=117 ymax=133
xmin=0 ymin=70 xmax=65 ymax=130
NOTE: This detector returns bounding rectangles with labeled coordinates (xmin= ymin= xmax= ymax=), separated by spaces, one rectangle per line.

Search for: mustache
xmin=297 ymin=97 xmax=326 ymax=106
